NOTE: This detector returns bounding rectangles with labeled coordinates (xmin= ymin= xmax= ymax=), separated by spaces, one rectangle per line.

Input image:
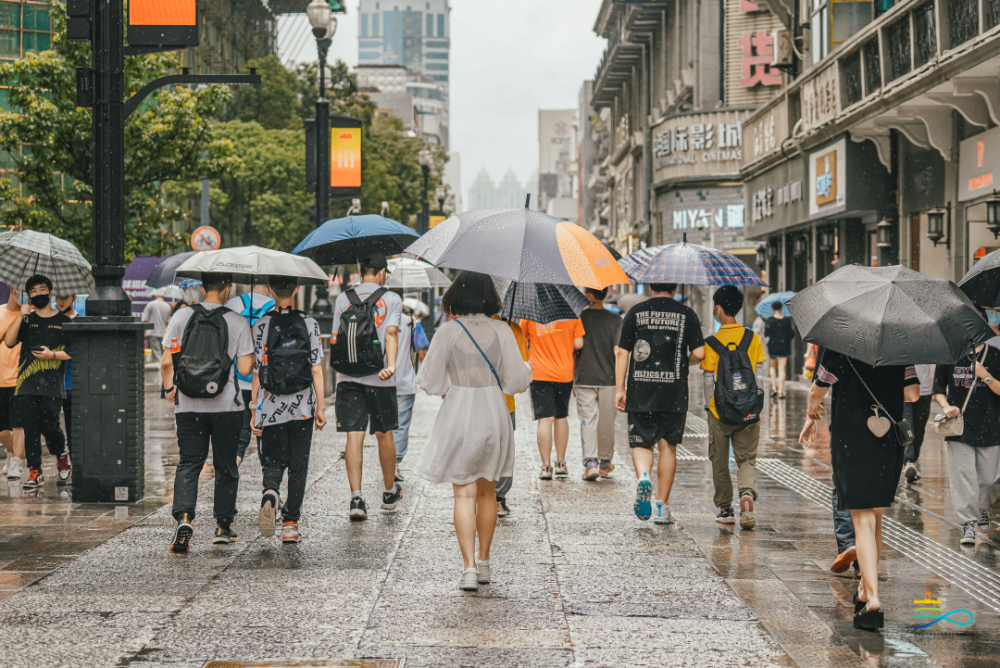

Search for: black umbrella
xmin=147 ymin=251 xmax=198 ymax=288
xmin=787 ymin=264 xmax=993 ymax=366
xmin=959 ymin=249 xmax=1000 ymax=307
xmin=492 ymin=277 xmax=588 ymax=324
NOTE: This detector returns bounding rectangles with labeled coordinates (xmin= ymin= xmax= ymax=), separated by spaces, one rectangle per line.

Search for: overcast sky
xmin=278 ymin=0 xmax=607 ymax=202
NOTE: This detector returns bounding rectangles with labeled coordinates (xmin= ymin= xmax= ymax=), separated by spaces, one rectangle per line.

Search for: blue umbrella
xmin=293 ymin=215 xmax=420 ymax=265
xmin=755 ymin=291 xmax=796 ymax=317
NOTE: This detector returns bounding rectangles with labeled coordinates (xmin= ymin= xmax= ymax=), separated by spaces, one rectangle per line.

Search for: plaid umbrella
xmin=0 ymin=230 xmax=95 ymax=295
xmin=620 ymin=242 xmax=767 ymax=287
xmin=492 ymin=277 xmax=589 ymax=324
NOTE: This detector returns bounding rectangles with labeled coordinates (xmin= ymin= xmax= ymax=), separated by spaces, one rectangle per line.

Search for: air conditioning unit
xmin=772 ymin=28 xmax=793 ymax=66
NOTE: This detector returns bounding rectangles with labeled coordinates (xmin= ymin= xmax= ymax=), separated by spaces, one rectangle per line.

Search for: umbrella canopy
xmin=293 ymin=215 xmax=420 ymax=265
xmin=386 ymin=257 xmax=453 ymax=289
xmin=0 ymin=230 xmax=95 ymax=295
xmin=147 ymin=251 xmax=198 ymax=288
xmin=755 ymin=291 xmax=796 ymax=317
xmin=402 ymin=297 xmax=430 ymax=318
xmin=492 ymin=277 xmax=589 ymax=324
xmin=787 ymin=265 xmax=993 ymax=366
xmin=620 ymin=242 xmax=767 ymax=287
xmin=405 ymin=208 xmax=629 ymax=289
xmin=151 ymin=285 xmax=185 ymax=300
xmin=959 ymin=249 xmax=1000 ymax=307
xmin=174 ymin=246 xmax=329 ymax=285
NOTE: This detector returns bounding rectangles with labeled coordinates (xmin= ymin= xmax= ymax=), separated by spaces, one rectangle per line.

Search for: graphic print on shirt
xmin=951 ymin=365 xmax=981 ymax=389
xmin=631 ymin=310 xmax=687 ymax=384
xmin=254 ymin=314 xmax=323 ymax=427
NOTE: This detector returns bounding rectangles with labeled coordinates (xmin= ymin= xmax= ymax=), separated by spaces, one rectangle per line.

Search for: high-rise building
xmin=468 ymin=167 xmax=495 ymax=211
xmin=538 ymin=109 xmax=577 ymax=222
xmin=466 ymin=167 xmax=529 ymax=214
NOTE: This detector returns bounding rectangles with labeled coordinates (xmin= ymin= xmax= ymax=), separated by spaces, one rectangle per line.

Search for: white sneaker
xmin=6 ymin=457 xmax=21 ymax=480
xmin=653 ymin=501 xmax=673 ymax=525
xmin=961 ymin=523 xmax=977 ymax=545
xmin=459 ymin=568 xmax=479 ymax=590
xmin=2 ymin=457 xmax=8 ymax=475
xmin=477 ymin=560 xmax=491 ymax=583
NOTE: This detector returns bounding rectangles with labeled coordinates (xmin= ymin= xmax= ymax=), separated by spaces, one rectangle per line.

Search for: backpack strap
xmin=455 ymin=319 xmax=503 ymax=393
xmin=737 ymin=328 xmax=754 ymax=353
xmin=346 ymin=289 xmax=362 ymax=306
xmin=704 ymin=336 xmax=727 ymax=356
xmin=364 ymin=287 xmax=388 ymax=306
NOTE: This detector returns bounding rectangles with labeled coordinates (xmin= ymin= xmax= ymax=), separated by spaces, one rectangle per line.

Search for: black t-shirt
xmin=933 ymin=346 xmax=1000 ymax=447
xmin=576 ymin=308 xmax=622 ymax=387
xmin=617 ymin=297 xmax=703 ymax=413
xmin=764 ymin=316 xmax=794 ymax=356
xmin=14 ymin=311 xmax=70 ymax=398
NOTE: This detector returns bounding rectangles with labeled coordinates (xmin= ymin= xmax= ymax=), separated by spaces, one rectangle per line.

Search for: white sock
xmin=351 ymin=490 xmax=363 ymax=499
xmin=385 ymin=486 xmax=396 ymax=494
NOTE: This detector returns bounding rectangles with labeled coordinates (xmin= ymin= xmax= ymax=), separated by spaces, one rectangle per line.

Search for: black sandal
xmin=852 ymin=591 xmax=866 ymax=614
xmin=853 ymin=604 xmax=884 ymax=630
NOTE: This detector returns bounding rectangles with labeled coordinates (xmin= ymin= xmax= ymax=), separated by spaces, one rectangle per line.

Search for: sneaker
xmin=496 ymin=497 xmax=510 ymax=518
xmin=554 ymin=461 xmax=568 ymax=478
xmin=350 ymin=497 xmax=368 ymax=521
xmin=22 ymin=469 xmax=43 ymax=488
xmin=170 ymin=514 xmax=194 ymax=553
xmin=459 ymin=568 xmax=479 ymax=591
xmin=539 ymin=465 xmax=553 ymax=480
xmin=904 ymin=461 xmax=920 ymax=482
xmin=633 ymin=472 xmax=652 ymax=521
xmin=979 ymin=510 xmax=991 ymax=533
xmin=716 ymin=507 xmax=736 ymax=524
xmin=960 ymin=522 xmax=977 ymax=545
xmin=477 ymin=560 xmax=491 ymax=583
xmin=653 ymin=501 xmax=673 ymax=525
xmin=57 ymin=453 xmax=71 ymax=481
xmin=258 ymin=489 xmax=279 ymax=537
xmin=213 ymin=525 xmax=238 ymax=544
xmin=281 ymin=521 xmax=301 ymax=543
xmin=599 ymin=460 xmax=615 ymax=477
xmin=6 ymin=457 xmax=21 ymax=480
xmin=394 ymin=470 xmax=405 ymax=482
xmin=831 ymin=545 xmax=857 ymax=574
xmin=583 ymin=459 xmax=600 ymax=481
xmin=382 ymin=483 xmax=402 ymax=510
xmin=739 ymin=494 xmax=756 ymax=530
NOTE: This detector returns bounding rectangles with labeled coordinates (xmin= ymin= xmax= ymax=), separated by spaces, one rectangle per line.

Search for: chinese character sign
xmin=739 ymin=31 xmax=782 ymax=88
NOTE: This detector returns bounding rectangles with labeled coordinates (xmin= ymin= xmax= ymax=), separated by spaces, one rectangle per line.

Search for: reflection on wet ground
xmin=0 ymin=371 xmax=996 ymax=667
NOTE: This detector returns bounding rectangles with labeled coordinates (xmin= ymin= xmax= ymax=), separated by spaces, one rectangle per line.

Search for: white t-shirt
xmin=395 ymin=314 xmax=430 ymax=396
xmin=331 ymin=282 xmax=403 ymax=388
xmin=226 ymin=293 xmax=275 ymax=390
xmin=253 ymin=311 xmax=324 ymax=427
xmin=142 ymin=299 xmax=172 ymax=338
xmin=164 ymin=302 xmax=254 ymax=413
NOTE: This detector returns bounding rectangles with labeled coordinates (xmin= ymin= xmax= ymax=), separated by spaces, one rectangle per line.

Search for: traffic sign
xmin=191 ymin=226 xmax=221 ymax=252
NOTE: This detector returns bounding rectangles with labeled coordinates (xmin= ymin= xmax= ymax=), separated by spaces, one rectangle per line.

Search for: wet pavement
xmin=0 ymin=371 xmax=997 ymax=667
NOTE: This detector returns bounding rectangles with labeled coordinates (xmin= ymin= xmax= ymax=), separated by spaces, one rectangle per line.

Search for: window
xmin=987 ymin=0 xmax=1000 ymax=30
xmin=426 ymin=62 xmax=448 ymax=71
xmin=438 ymin=13 xmax=445 ymax=37
xmin=426 ymin=40 xmax=448 ymax=48
xmin=362 ymin=13 xmax=369 ymax=37
xmin=359 ymin=52 xmax=381 ymax=60
xmin=426 ymin=12 xmax=432 ymax=36
xmin=431 ymin=75 xmax=448 ymax=82
xmin=811 ymin=0 xmax=873 ymax=62
xmin=0 ymin=2 xmax=21 ymax=59
xmin=373 ymin=13 xmax=380 ymax=37
xmin=949 ymin=0 xmax=978 ymax=48
xmin=426 ymin=51 xmax=448 ymax=59
xmin=811 ymin=0 xmax=830 ymax=62
xmin=885 ymin=17 xmax=911 ymax=81
xmin=842 ymin=50 xmax=863 ymax=106
xmin=912 ymin=3 xmax=936 ymax=68
xmin=359 ymin=40 xmax=381 ymax=48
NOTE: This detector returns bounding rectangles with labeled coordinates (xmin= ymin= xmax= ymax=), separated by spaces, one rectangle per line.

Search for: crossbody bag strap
xmin=956 ymin=346 xmax=988 ymax=414
xmin=846 ymin=358 xmax=899 ymax=426
xmin=455 ymin=319 xmax=503 ymax=393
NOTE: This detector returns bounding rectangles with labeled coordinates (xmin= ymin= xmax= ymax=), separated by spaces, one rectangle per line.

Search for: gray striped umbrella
xmin=0 ymin=230 xmax=95 ymax=295
xmin=492 ymin=277 xmax=589 ymax=324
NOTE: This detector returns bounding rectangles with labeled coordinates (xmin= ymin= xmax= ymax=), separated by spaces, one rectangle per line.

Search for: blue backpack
xmin=235 ymin=293 xmax=274 ymax=383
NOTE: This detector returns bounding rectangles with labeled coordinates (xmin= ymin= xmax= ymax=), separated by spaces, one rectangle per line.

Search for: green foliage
xmin=224 ymin=55 xmax=300 ymax=130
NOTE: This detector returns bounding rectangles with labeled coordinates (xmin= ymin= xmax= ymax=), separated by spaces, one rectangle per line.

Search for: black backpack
xmin=259 ymin=310 xmax=314 ymax=395
xmin=175 ymin=304 xmax=236 ymax=401
xmin=331 ymin=287 xmax=388 ymax=377
xmin=705 ymin=329 xmax=764 ymax=426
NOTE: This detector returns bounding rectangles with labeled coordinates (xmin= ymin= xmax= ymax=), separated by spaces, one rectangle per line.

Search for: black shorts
xmin=335 ymin=382 xmax=399 ymax=434
xmin=0 ymin=386 xmax=13 ymax=432
xmin=628 ymin=411 xmax=686 ymax=449
xmin=530 ymin=380 xmax=573 ymax=420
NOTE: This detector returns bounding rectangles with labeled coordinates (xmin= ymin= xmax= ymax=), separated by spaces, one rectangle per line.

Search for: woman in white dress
xmin=415 ymin=272 xmax=532 ymax=590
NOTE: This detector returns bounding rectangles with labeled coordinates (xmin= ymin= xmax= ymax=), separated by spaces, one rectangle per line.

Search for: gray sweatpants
xmin=947 ymin=441 xmax=1000 ymax=525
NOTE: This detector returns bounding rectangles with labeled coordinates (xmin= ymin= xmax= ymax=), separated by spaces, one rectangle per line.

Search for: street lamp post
xmin=417 ymin=148 xmax=432 ymax=233
xmin=435 ymin=185 xmax=446 ymax=212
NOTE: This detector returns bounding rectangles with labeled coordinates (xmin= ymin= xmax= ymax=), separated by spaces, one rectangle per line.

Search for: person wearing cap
xmin=331 ymin=253 xmax=403 ymax=521
xmin=700 ymin=285 xmax=767 ymax=529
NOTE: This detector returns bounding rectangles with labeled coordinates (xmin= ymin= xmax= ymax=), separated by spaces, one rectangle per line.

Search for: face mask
xmin=988 ymin=311 xmax=1000 ymax=327
xmin=29 ymin=294 xmax=51 ymax=309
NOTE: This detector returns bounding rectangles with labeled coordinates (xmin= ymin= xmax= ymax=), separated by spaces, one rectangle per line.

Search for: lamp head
xmin=418 ymin=148 xmax=432 ymax=168
xmin=306 ymin=0 xmax=332 ymax=30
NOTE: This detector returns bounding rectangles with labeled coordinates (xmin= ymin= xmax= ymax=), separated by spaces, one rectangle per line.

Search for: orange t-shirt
xmin=0 ymin=309 xmax=21 ymax=387
xmin=521 ymin=318 xmax=585 ymax=383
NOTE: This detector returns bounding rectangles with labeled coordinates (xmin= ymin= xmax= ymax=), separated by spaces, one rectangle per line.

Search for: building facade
xmin=538 ymin=108 xmax=577 ymax=218
xmin=466 ymin=166 xmax=529 ymax=212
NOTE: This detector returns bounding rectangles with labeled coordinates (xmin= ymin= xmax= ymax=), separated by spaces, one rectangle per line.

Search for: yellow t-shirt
xmin=493 ymin=317 xmax=529 ymax=414
xmin=700 ymin=324 xmax=766 ymax=419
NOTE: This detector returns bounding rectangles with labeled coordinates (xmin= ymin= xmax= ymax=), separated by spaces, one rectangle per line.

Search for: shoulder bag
xmin=933 ymin=347 xmax=988 ymax=437
xmin=846 ymin=358 xmax=914 ymax=447
xmin=455 ymin=319 xmax=503 ymax=393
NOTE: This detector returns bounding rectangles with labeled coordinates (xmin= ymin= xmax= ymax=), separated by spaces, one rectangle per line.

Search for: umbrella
xmin=147 ymin=251 xmax=198 ymax=288
xmin=787 ymin=264 xmax=993 ymax=366
xmin=755 ymin=291 xmax=796 ymax=317
xmin=0 ymin=230 xmax=95 ymax=295
xmin=617 ymin=293 xmax=649 ymax=315
xmin=619 ymin=242 xmax=767 ymax=286
xmin=492 ymin=277 xmax=589 ymax=324
xmin=405 ymin=207 xmax=629 ymax=289
xmin=151 ymin=285 xmax=184 ymax=300
xmin=959 ymin=249 xmax=1000 ymax=307
xmin=402 ymin=297 xmax=430 ymax=318
xmin=174 ymin=246 xmax=329 ymax=285
xmin=387 ymin=257 xmax=453 ymax=289
xmin=293 ymin=215 xmax=420 ymax=265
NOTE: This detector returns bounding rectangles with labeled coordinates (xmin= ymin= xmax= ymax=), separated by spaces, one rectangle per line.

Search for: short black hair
xmin=441 ymin=271 xmax=502 ymax=317
xmin=201 ymin=273 xmax=232 ymax=293
xmin=713 ymin=285 xmax=744 ymax=318
xmin=586 ymin=287 xmax=608 ymax=300
xmin=25 ymin=274 xmax=52 ymax=294
xmin=649 ymin=283 xmax=678 ymax=294
xmin=771 ymin=302 xmax=783 ymax=312
xmin=268 ymin=276 xmax=298 ymax=299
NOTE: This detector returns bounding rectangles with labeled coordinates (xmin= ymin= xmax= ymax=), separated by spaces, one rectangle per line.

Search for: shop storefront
xmin=958 ymin=126 xmax=1000 ymax=273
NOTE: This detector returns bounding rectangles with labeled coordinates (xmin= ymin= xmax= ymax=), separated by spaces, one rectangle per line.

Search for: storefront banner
xmin=651 ymin=110 xmax=751 ymax=184
xmin=745 ymin=155 xmax=807 ymax=239
xmin=743 ymin=97 xmax=788 ymax=165
xmin=959 ymin=125 xmax=1000 ymax=202
xmin=809 ymin=139 xmax=847 ymax=218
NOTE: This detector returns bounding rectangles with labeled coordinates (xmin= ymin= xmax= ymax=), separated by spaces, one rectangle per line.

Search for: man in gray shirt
xmin=160 ymin=273 xmax=254 ymax=552
xmin=575 ymin=287 xmax=621 ymax=481
xmin=142 ymin=295 xmax=172 ymax=362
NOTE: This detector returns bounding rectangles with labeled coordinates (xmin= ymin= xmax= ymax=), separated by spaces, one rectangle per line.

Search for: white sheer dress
xmin=415 ymin=314 xmax=532 ymax=485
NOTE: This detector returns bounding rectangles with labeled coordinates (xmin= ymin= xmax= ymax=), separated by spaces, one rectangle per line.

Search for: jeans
xmin=832 ymin=485 xmax=856 ymax=554
xmin=261 ymin=419 xmax=314 ymax=523
xmin=394 ymin=393 xmax=416 ymax=462
xmin=172 ymin=411 xmax=242 ymax=525
xmin=16 ymin=395 xmax=66 ymax=470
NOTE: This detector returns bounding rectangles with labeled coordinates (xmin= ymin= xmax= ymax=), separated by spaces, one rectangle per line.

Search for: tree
xmin=0 ymin=1 xmax=239 ymax=260
xmin=224 ymin=55 xmax=300 ymax=131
